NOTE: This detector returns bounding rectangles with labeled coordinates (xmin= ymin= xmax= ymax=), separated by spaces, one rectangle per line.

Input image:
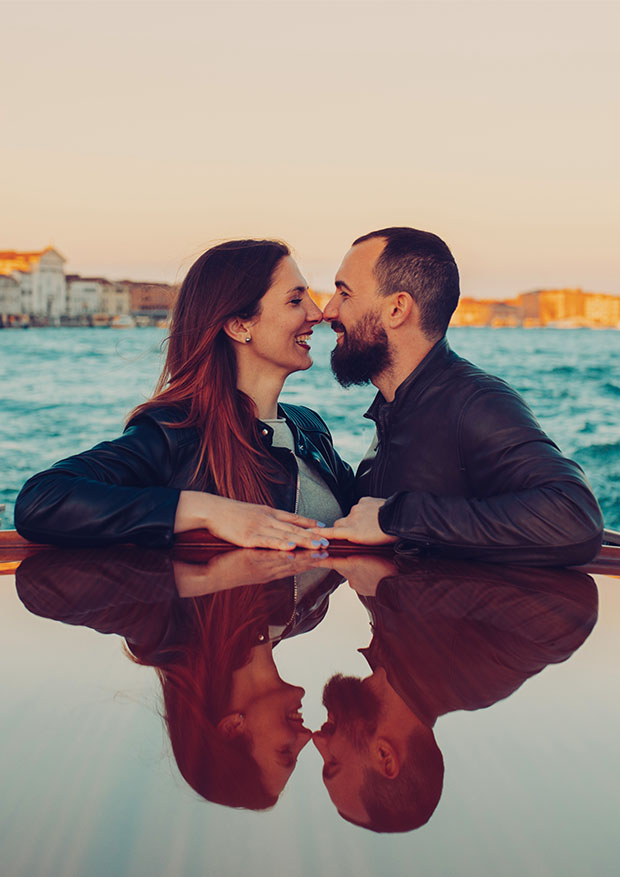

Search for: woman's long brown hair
xmin=130 ymin=240 xmax=290 ymax=503
xmin=129 ymin=584 xmax=278 ymax=810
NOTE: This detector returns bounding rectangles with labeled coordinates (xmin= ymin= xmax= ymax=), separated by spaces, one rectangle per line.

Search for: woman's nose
xmin=306 ymin=298 xmax=323 ymax=324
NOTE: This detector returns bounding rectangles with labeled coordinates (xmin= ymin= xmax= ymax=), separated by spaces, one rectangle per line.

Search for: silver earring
xmin=245 ymin=336 xmax=251 ymax=343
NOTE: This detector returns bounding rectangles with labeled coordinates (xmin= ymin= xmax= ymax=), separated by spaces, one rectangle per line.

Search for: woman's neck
xmin=236 ymin=364 xmax=285 ymax=420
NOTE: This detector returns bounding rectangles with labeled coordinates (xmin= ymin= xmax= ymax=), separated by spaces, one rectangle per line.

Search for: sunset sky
xmin=2 ymin=0 xmax=619 ymax=297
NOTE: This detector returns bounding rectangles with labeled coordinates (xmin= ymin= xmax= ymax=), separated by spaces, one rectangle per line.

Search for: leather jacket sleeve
xmin=14 ymin=416 xmax=181 ymax=548
xmin=378 ymin=388 xmax=604 ymax=566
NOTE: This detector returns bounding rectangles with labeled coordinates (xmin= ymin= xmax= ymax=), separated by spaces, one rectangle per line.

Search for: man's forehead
xmin=336 ymin=237 xmax=387 ymax=286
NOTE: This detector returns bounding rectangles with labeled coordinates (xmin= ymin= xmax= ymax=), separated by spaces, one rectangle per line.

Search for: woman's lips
xmin=295 ymin=332 xmax=312 ymax=349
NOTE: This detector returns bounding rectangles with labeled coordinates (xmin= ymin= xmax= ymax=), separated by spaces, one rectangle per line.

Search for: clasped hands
xmin=175 ymin=491 xmax=397 ymax=551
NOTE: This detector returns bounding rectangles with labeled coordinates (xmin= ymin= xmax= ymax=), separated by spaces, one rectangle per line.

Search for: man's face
xmin=323 ymin=238 xmax=393 ymax=386
xmin=312 ymin=673 xmax=382 ymax=823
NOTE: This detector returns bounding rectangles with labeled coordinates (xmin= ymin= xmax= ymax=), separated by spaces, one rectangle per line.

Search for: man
xmin=314 ymin=228 xmax=603 ymax=565
xmin=312 ymin=554 xmax=598 ymax=833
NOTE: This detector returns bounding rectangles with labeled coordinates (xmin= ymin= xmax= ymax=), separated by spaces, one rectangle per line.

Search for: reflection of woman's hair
xmin=130 ymin=239 xmax=290 ymax=502
xmin=128 ymin=584 xmax=277 ymax=810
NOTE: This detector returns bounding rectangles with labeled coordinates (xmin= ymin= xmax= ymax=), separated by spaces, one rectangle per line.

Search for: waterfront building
xmin=0 ymin=275 xmax=22 ymax=321
xmin=102 ymin=282 xmax=132 ymax=316
xmin=128 ymin=281 xmax=176 ymax=314
xmin=0 ymin=247 xmax=67 ymax=317
xmin=66 ymin=276 xmax=110 ymax=317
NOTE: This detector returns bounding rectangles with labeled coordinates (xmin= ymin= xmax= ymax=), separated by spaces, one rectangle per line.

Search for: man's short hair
xmin=340 ymin=724 xmax=444 ymax=833
xmin=353 ymin=227 xmax=460 ymax=340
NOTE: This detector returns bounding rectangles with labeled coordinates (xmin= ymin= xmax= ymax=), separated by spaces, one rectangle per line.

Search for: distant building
xmin=66 ymin=276 xmax=110 ymax=316
xmin=0 ymin=274 xmax=22 ymax=320
xmin=128 ymin=281 xmax=176 ymax=314
xmin=102 ymin=282 xmax=132 ymax=316
xmin=0 ymin=247 xmax=67 ymax=317
xmin=452 ymin=288 xmax=620 ymax=328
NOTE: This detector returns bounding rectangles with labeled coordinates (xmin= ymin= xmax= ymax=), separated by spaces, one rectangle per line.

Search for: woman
xmin=15 ymin=240 xmax=354 ymax=548
xmin=16 ymin=544 xmax=343 ymax=810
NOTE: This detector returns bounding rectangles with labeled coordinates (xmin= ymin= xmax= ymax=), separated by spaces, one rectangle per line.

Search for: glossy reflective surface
xmin=1 ymin=547 xmax=618 ymax=875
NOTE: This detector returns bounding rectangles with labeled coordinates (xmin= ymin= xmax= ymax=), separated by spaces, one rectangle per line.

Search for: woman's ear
xmin=217 ymin=712 xmax=246 ymax=739
xmin=223 ymin=317 xmax=253 ymax=345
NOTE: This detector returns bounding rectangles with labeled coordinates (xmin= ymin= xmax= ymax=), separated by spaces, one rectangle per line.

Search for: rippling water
xmin=2 ymin=325 xmax=619 ymax=529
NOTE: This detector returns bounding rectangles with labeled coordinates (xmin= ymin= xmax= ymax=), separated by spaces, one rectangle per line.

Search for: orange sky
xmin=2 ymin=1 xmax=619 ymax=297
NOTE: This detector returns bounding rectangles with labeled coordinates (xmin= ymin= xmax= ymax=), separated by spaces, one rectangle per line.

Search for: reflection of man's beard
xmin=322 ymin=673 xmax=382 ymax=748
xmin=330 ymin=311 xmax=393 ymax=387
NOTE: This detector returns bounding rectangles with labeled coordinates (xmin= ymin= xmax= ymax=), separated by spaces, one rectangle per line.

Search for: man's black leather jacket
xmin=15 ymin=403 xmax=355 ymax=548
xmin=357 ymin=338 xmax=603 ymax=565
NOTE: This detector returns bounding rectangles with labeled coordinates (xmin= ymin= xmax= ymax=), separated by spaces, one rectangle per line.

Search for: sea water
xmin=1 ymin=325 xmax=619 ymax=529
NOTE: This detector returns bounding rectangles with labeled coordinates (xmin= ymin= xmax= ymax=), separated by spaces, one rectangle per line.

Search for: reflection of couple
xmin=16 ymin=227 xmax=602 ymax=565
xmin=17 ymin=548 xmax=598 ymax=833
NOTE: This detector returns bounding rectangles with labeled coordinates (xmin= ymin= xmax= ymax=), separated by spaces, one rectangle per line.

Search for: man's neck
xmin=373 ymin=335 xmax=438 ymax=402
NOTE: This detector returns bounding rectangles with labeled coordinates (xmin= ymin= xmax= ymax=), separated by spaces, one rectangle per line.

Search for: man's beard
xmin=322 ymin=673 xmax=382 ymax=749
xmin=330 ymin=311 xmax=393 ymax=388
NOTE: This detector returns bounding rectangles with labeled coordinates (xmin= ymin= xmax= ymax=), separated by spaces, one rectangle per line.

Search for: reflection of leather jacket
xmin=15 ymin=547 xmax=343 ymax=656
xmin=359 ymin=558 xmax=598 ymax=725
xmin=357 ymin=338 xmax=603 ymax=565
xmin=15 ymin=403 xmax=355 ymax=548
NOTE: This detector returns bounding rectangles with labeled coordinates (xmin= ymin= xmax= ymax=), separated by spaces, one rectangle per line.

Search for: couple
xmin=15 ymin=227 xmax=603 ymax=565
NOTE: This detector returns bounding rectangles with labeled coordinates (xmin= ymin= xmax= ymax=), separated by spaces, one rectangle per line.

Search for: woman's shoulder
xmin=127 ymin=403 xmax=198 ymax=446
xmin=278 ymin=403 xmax=330 ymax=436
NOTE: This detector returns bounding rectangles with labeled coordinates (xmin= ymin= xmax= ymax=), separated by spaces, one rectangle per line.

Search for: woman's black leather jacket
xmin=14 ymin=403 xmax=355 ymax=548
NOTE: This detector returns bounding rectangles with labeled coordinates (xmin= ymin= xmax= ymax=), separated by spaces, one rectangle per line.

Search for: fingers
xmin=307 ymin=525 xmax=349 ymax=541
xmin=272 ymin=508 xmax=324 ymax=528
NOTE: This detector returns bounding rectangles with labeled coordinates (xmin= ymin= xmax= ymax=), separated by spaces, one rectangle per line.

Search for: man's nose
xmin=322 ymin=294 xmax=339 ymax=322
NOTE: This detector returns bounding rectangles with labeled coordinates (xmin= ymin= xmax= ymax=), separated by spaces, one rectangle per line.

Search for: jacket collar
xmin=364 ymin=336 xmax=454 ymax=424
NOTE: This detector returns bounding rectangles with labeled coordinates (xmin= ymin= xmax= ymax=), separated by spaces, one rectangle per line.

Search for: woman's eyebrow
xmin=286 ymin=285 xmax=308 ymax=295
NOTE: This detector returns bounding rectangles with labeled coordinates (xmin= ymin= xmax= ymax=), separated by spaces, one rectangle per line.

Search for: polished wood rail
xmin=1 ymin=528 xmax=619 ymax=576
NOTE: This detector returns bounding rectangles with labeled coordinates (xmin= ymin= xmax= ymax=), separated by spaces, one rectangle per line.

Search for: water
xmin=1 ymin=325 xmax=619 ymax=528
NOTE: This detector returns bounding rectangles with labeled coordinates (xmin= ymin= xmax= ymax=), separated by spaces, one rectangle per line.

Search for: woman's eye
xmin=290 ymin=298 xmax=302 ymax=306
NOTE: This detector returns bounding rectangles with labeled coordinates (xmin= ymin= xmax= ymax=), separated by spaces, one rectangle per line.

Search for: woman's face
xmin=243 ymin=682 xmax=312 ymax=796
xmin=245 ymin=256 xmax=323 ymax=379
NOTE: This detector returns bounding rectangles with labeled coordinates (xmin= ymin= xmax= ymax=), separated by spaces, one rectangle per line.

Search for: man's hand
xmin=310 ymin=497 xmax=397 ymax=546
xmin=309 ymin=553 xmax=398 ymax=595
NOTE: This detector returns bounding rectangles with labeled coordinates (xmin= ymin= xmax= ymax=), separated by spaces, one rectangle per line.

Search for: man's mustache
xmin=330 ymin=321 xmax=346 ymax=334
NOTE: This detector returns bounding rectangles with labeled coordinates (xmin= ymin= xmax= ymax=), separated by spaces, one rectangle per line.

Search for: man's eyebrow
xmin=323 ymin=763 xmax=341 ymax=781
xmin=335 ymin=280 xmax=353 ymax=292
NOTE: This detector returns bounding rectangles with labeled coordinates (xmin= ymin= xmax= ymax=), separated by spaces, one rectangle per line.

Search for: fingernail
xmin=316 ymin=521 xmax=326 ymax=528
xmin=311 ymin=540 xmax=322 ymax=547
xmin=288 ymin=541 xmax=296 ymax=548
xmin=320 ymin=538 xmax=329 ymax=547
xmin=311 ymin=551 xmax=327 ymax=559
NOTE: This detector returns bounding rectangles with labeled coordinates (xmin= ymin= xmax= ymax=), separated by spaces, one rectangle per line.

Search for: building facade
xmin=0 ymin=247 xmax=67 ymax=317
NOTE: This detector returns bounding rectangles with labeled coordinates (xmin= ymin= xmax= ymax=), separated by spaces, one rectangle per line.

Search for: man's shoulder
xmin=445 ymin=351 xmax=515 ymax=394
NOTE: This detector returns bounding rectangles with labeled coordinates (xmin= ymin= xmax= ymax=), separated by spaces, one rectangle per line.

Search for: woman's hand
xmin=174 ymin=491 xmax=329 ymax=550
